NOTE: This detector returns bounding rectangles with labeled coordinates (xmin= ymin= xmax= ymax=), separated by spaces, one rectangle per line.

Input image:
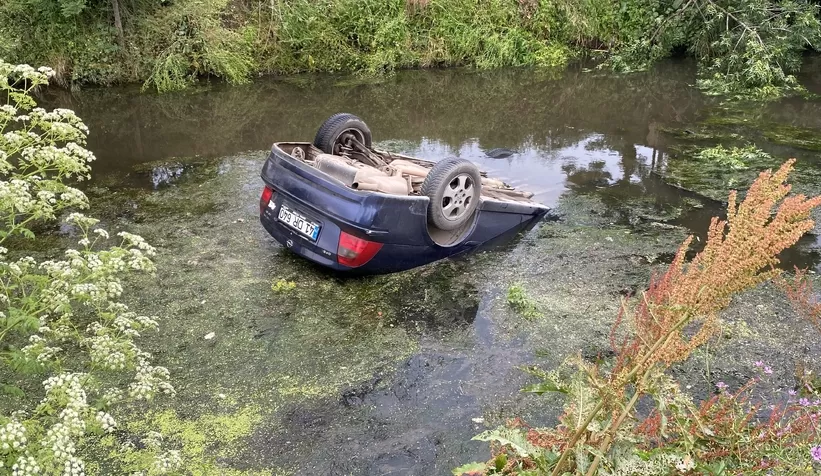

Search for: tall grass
xmin=3 ymin=0 xmax=817 ymax=92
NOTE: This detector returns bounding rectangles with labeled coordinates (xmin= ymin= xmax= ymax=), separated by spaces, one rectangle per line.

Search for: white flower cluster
xmin=71 ymin=283 xmax=101 ymax=299
xmin=41 ymin=373 xmax=92 ymax=467
xmin=0 ymin=105 xmax=18 ymax=124
xmin=37 ymin=190 xmax=57 ymax=205
xmin=65 ymin=212 xmax=98 ymax=228
xmin=153 ymin=449 xmax=182 ymax=473
xmin=20 ymin=145 xmax=92 ymax=181
xmin=0 ymin=179 xmax=35 ymax=214
xmin=6 ymin=63 xmax=53 ymax=83
xmin=95 ymin=411 xmax=116 ymax=433
xmin=68 ymin=280 xmax=125 ymax=304
xmin=85 ymin=253 xmax=103 ymax=270
xmin=29 ymin=108 xmax=90 ymax=137
xmin=106 ymin=280 xmax=124 ymax=298
xmin=46 ymin=424 xmax=77 ymax=460
xmin=20 ymin=334 xmax=62 ymax=364
xmin=118 ymin=232 xmax=158 ymax=257
xmin=113 ymin=314 xmax=140 ymax=337
xmin=11 ymin=455 xmax=41 ymax=476
xmin=1 ymin=131 xmax=27 ymax=150
xmin=62 ymin=456 xmax=85 ymax=476
xmin=0 ymin=420 xmax=27 ymax=451
xmin=88 ymin=334 xmax=128 ymax=370
xmin=133 ymin=314 xmax=159 ymax=330
xmin=129 ymin=358 xmax=175 ymax=400
xmin=102 ymin=388 xmax=123 ymax=406
xmin=59 ymin=187 xmax=88 ymax=208
xmin=1 ymin=60 xmax=175 ymax=476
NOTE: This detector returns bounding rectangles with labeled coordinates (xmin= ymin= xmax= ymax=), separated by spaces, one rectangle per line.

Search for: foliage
xmin=693 ymin=144 xmax=771 ymax=170
xmin=609 ymin=0 xmax=821 ymax=98
xmin=1 ymin=0 xmax=819 ymax=94
xmin=137 ymin=0 xmax=255 ymax=92
xmin=690 ymin=0 xmax=820 ymax=98
xmin=271 ymin=279 xmax=296 ymax=294
xmin=456 ymin=159 xmax=821 ymax=475
xmin=0 ymin=62 xmax=177 ymax=473
xmin=507 ymin=284 xmax=542 ymax=320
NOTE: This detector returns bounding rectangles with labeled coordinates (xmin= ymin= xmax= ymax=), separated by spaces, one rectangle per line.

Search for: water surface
xmin=40 ymin=59 xmax=821 ymax=475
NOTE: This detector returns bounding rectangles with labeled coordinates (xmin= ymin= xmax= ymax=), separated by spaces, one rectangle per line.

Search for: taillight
xmin=337 ymin=231 xmax=382 ymax=268
xmin=260 ymin=186 xmax=274 ymax=213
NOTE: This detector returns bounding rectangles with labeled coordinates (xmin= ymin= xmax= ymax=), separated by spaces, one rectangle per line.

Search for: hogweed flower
xmin=1 ymin=60 xmax=173 ymax=475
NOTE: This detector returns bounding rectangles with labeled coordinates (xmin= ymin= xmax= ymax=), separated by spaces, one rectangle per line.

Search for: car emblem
xmin=285 ymin=239 xmax=293 ymax=248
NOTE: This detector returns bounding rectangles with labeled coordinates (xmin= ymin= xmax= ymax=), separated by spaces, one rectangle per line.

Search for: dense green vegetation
xmin=1 ymin=0 xmax=819 ymax=94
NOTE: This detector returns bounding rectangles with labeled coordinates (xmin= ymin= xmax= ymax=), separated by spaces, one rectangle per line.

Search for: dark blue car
xmin=259 ymin=114 xmax=550 ymax=274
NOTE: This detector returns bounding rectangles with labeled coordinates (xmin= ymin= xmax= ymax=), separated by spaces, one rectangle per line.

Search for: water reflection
xmin=39 ymin=58 xmax=821 ymax=269
xmin=41 ymin=61 xmax=703 ymax=176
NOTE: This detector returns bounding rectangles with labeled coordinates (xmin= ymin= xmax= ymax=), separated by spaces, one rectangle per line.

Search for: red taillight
xmin=260 ymin=186 xmax=274 ymax=213
xmin=337 ymin=231 xmax=382 ymax=268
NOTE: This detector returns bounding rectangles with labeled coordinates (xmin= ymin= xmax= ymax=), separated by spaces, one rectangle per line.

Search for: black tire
xmin=313 ymin=113 xmax=372 ymax=155
xmin=421 ymin=158 xmax=482 ymax=231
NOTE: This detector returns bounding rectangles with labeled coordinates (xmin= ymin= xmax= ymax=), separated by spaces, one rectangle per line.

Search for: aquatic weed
xmin=271 ymin=278 xmax=297 ymax=294
xmin=507 ymin=283 xmax=541 ymax=320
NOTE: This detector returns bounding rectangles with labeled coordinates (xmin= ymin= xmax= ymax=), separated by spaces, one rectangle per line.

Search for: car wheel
xmin=313 ymin=113 xmax=372 ymax=155
xmin=421 ymin=158 xmax=482 ymax=231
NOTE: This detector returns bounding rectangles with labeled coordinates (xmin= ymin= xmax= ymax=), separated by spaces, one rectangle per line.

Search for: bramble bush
xmin=456 ymin=160 xmax=821 ymax=475
xmin=0 ymin=61 xmax=178 ymax=474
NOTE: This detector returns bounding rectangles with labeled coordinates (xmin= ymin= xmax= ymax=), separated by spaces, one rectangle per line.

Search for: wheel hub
xmin=441 ymin=173 xmax=475 ymax=221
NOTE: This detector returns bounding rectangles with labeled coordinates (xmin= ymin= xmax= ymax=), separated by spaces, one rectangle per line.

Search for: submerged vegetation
xmin=0 ymin=0 xmax=819 ymax=94
xmin=456 ymin=160 xmax=821 ymax=474
xmin=507 ymin=284 xmax=542 ymax=320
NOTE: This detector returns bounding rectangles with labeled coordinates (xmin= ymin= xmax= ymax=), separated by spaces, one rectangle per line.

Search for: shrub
xmin=0 ymin=62 xmax=178 ymax=473
xmin=609 ymin=0 xmax=821 ymax=98
xmin=139 ymin=0 xmax=255 ymax=92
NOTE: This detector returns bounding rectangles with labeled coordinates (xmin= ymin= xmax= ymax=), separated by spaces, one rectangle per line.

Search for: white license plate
xmin=278 ymin=205 xmax=320 ymax=241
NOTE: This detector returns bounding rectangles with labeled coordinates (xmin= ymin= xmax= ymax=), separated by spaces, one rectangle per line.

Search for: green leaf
xmin=672 ymin=0 xmax=683 ymax=9
xmin=522 ymin=382 xmax=567 ymax=395
xmin=1 ymin=384 xmax=24 ymax=398
xmin=452 ymin=462 xmax=487 ymax=475
xmin=473 ymin=427 xmax=542 ymax=457
xmin=493 ymin=453 xmax=507 ymax=471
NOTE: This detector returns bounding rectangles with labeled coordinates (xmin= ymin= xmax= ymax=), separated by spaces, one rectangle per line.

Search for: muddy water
xmin=42 ymin=59 xmax=821 ymax=475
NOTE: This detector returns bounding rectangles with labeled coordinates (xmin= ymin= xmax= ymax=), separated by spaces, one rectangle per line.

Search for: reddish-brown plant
xmin=614 ymin=159 xmax=821 ymax=384
xmin=556 ymin=159 xmax=821 ymax=476
xmin=781 ymin=267 xmax=821 ymax=335
xmin=460 ymin=160 xmax=821 ymax=476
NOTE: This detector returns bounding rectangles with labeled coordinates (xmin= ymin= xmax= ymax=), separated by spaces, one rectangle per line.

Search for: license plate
xmin=278 ymin=206 xmax=320 ymax=241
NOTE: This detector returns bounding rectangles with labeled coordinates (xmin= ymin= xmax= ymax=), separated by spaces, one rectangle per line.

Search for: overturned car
xmin=259 ymin=113 xmax=550 ymax=274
